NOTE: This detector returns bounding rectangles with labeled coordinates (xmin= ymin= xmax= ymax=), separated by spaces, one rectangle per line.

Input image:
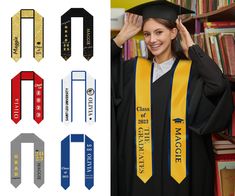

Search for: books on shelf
xmin=192 ymin=33 xmax=206 ymax=52
xmin=179 ymin=0 xmax=235 ymax=15
xmin=212 ymin=134 xmax=235 ymax=154
xmin=123 ymin=38 xmax=148 ymax=60
xmin=221 ymin=34 xmax=235 ymax=76
xmin=214 ymin=148 xmax=235 ymax=155
xmin=204 ymin=21 xmax=235 ymax=29
xmin=201 ymin=21 xmax=235 ymax=75
xmin=193 ymin=21 xmax=235 ymax=77
xmin=212 ymin=134 xmax=234 ymax=145
xmin=214 ymin=154 xmax=235 ymax=196
xmin=214 ymin=144 xmax=235 ymax=149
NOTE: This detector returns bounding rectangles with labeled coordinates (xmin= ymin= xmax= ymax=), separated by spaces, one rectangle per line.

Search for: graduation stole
xmin=61 ymin=71 xmax=96 ymax=124
xmin=11 ymin=71 xmax=44 ymax=124
xmin=11 ymin=9 xmax=44 ymax=62
xmin=135 ymin=57 xmax=192 ymax=184
xmin=61 ymin=8 xmax=93 ymax=61
xmin=61 ymin=134 xmax=94 ymax=190
xmin=11 ymin=133 xmax=44 ymax=188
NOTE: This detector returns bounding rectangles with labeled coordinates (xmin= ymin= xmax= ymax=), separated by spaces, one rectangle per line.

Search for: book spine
xmin=213 ymin=35 xmax=223 ymax=71
xmin=222 ymin=35 xmax=235 ymax=75
xmin=218 ymin=33 xmax=229 ymax=75
xmin=140 ymin=40 xmax=148 ymax=59
xmin=210 ymin=35 xmax=221 ymax=70
xmin=203 ymin=21 xmax=235 ymax=29
xmin=205 ymin=33 xmax=213 ymax=58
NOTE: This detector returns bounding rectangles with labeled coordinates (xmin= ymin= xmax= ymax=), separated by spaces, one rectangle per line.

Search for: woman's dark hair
xmin=143 ymin=18 xmax=188 ymax=60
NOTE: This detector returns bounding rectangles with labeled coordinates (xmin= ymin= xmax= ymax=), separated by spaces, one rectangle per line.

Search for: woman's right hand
xmin=113 ymin=13 xmax=143 ymax=48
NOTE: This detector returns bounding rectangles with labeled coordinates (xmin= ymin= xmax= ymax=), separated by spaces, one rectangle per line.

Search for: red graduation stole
xmin=11 ymin=71 xmax=44 ymax=124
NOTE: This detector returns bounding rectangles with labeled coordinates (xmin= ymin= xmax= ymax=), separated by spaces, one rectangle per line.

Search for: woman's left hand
xmin=176 ymin=17 xmax=195 ymax=58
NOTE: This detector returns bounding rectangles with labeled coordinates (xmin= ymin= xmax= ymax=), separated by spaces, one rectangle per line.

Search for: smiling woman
xmin=143 ymin=18 xmax=180 ymax=62
xmin=111 ymin=1 xmax=233 ymax=196
xmin=143 ymin=17 xmax=186 ymax=62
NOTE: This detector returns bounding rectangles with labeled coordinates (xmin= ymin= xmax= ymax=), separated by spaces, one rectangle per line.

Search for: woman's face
xmin=143 ymin=18 xmax=177 ymax=59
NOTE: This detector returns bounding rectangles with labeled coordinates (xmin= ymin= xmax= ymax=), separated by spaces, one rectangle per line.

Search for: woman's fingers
xmin=124 ymin=12 xmax=129 ymax=24
xmin=133 ymin=14 xmax=142 ymax=27
xmin=125 ymin=13 xmax=142 ymax=27
xmin=136 ymin=15 xmax=143 ymax=27
xmin=128 ymin=13 xmax=135 ymax=24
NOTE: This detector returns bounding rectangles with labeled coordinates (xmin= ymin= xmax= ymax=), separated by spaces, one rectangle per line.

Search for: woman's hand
xmin=176 ymin=17 xmax=195 ymax=58
xmin=113 ymin=13 xmax=143 ymax=48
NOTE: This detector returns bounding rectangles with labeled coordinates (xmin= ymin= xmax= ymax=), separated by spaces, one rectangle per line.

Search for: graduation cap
xmin=172 ymin=118 xmax=184 ymax=123
xmin=126 ymin=0 xmax=194 ymax=22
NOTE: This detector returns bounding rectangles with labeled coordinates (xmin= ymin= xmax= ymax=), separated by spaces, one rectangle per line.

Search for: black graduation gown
xmin=111 ymin=40 xmax=233 ymax=196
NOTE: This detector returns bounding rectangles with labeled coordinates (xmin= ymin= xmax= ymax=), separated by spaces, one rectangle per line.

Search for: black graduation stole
xmin=135 ymin=57 xmax=192 ymax=183
xmin=61 ymin=8 xmax=93 ymax=61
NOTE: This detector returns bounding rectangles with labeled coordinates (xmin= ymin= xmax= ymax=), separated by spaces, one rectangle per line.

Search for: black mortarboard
xmin=173 ymin=118 xmax=184 ymax=123
xmin=126 ymin=0 xmax=194 ymax=22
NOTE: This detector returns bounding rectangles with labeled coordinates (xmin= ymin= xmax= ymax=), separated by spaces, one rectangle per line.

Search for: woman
xmin=111 ymin=1 xmax=233 ymax=196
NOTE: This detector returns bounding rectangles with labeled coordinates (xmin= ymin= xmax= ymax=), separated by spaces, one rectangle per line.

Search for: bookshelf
xmin=184 ymin=3 xmax=235 ymax=22
xmin=182 ymin=2 xmax=235 ymax=145
xmin=182 ymin=5 xmax=235 ymax=195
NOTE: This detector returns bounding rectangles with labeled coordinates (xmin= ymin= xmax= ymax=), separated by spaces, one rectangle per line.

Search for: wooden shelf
xmin=184 ymin=3 xmax=235 ymax=23
xmin=217 ymin=133 xmax=235 ymax=144
xmin=183 ymin=3 xmax=235 ymax=33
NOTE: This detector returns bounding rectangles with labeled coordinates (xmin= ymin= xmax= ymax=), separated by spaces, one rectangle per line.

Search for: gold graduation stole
xmin=135 ymin=57 xmax=192 ymax=184
xmin=135 ymin=57 xmax=152 ymax=183
xmin=170 ymin=59 xmax=191 ymax=183
xmin=11 ymin=9 xmax=44 ymax=62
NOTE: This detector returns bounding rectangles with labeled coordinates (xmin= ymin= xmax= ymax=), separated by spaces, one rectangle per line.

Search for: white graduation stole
xmin=61 ymin=71 xmax=96 ymax=124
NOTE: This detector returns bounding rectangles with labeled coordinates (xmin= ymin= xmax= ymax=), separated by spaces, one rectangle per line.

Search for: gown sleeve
xmin=111 ymin=39 xmax=123 ymax=106
xmin=188 ymin=44 xmax=234 ymax=135
xmin=111 ymin=39 xmax=136 ymax=196
xmin=111 ymin=39 xmax=136 ymax=106
xmin=111 ymin=39 xmax=121 ymax=196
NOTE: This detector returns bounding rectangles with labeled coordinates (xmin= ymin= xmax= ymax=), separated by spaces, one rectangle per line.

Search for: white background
xmin=0 ymin=0 xmax=110 ymax=195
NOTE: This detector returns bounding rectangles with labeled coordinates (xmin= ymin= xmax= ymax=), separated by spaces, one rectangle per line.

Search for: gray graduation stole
xmin=11 ymin=133 xmax=44 ymax=188
xmin=61 ymin=8 xmax=93 ymax=61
